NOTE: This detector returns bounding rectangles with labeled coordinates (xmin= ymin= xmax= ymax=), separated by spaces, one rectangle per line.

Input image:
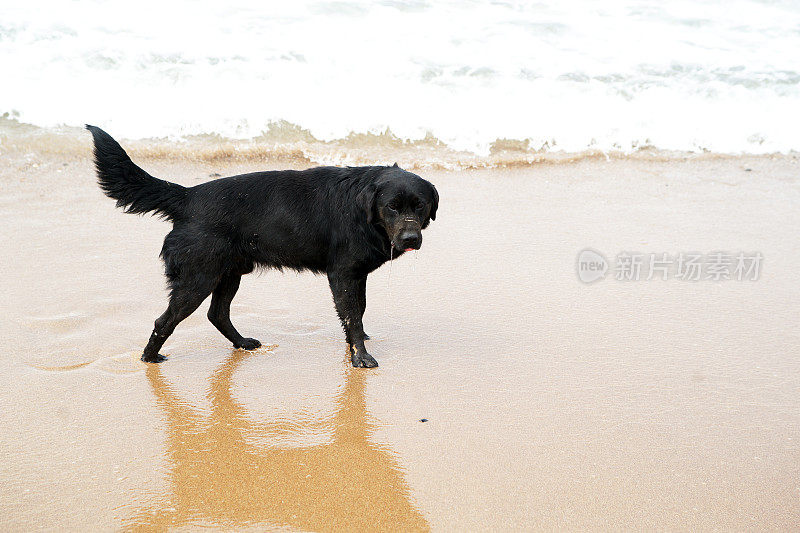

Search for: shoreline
xmin=2 ymin=118 xmax=798 ymax=171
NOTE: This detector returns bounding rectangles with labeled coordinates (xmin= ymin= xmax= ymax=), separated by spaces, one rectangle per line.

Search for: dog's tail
xmin=86 ymin=125 xmax=188 ymax=222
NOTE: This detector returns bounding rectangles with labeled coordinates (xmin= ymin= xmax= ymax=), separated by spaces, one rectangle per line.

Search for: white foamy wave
xmin=1 ymin=0 xmax=799 ymax=155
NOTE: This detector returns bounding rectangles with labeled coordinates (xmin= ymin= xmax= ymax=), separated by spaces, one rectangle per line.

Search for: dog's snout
xmin=400 ymin=231 xmax=421 ymax=250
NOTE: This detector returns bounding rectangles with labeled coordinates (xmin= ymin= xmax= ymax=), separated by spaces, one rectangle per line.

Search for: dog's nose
xmin=400 ymin=232 xmax=421 ymax=250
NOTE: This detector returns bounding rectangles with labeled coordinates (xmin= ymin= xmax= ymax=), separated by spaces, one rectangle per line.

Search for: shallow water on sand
xmin=1 ymin=153 xmax=799 ymax=530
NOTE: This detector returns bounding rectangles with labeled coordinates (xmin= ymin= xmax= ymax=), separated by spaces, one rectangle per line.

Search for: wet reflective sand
xmin=1 ymin=151 xmax=799 ymax=530
xmin=128 ymin=352 xmax=427 ymax=532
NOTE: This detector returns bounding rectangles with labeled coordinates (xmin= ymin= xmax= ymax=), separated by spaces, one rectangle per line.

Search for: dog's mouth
xmin=392 ymin=240 xmax=421 ymax=253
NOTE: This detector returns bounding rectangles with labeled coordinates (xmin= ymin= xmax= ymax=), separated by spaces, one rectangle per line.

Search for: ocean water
xmin=1 ymin=0 xmax=799 ymax=160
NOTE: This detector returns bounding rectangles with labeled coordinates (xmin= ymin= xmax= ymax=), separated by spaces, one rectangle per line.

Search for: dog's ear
xmin=429 ymin=183 xmax=439 ymax=221
xmin=356 ymin=183 xmax=377 ymax=223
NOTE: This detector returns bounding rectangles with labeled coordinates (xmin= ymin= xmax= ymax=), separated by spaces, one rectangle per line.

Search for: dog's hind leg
xmin=208 ymin=273 xmax=261 ymax=350
xmin=141 ymin=278 xmax=217 ymax=363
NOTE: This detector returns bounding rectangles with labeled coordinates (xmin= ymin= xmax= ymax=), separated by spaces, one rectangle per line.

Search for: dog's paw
xmin=352 ymin=352 xmax=379 ymax=368
xmin=235 ymin=338 xmax=262 ymax=350
xmin=141 ymin=353 xmax=168 ymax=363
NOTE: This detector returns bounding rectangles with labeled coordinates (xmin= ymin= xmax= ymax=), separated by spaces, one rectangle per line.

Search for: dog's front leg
xmin=328 ymin=271 xmax=378 ymax=368
xmin=357 ymin=275 xmax=370 ymax=340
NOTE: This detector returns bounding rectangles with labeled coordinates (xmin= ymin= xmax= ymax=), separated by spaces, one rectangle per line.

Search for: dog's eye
xmin=386 ymin=203 xmax=398 ymax=212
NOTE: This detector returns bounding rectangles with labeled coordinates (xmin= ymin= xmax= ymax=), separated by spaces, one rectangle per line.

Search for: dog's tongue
xmin=405 ymin=248 xmax=414 ymax=252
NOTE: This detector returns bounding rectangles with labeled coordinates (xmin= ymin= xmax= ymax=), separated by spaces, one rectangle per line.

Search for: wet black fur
xmin=86 ymin=125 xmax=438 ymax=368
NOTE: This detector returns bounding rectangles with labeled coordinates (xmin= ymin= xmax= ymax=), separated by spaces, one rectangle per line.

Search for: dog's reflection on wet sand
xmin=126 ymin=350 xmax=429 ymax=532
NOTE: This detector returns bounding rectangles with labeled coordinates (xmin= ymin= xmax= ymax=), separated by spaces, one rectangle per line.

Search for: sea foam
xmin=1 ymin=0 xmax=799 ymax=156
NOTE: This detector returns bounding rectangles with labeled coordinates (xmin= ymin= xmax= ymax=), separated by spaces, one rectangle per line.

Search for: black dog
xmin=86 ymin=126 xmax=438 ymax=368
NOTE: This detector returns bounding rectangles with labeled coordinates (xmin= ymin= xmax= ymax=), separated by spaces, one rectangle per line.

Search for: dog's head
xmin=357 ymin=165 xmax=438 ymax=252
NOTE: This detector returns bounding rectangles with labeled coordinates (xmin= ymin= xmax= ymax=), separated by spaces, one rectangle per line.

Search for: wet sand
xmin=1 ymin=149 xmax=799 ymax=530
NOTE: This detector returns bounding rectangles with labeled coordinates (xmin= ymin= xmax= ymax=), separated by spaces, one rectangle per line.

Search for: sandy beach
xmin=1 ymin=145 xmax=799 ymax=531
